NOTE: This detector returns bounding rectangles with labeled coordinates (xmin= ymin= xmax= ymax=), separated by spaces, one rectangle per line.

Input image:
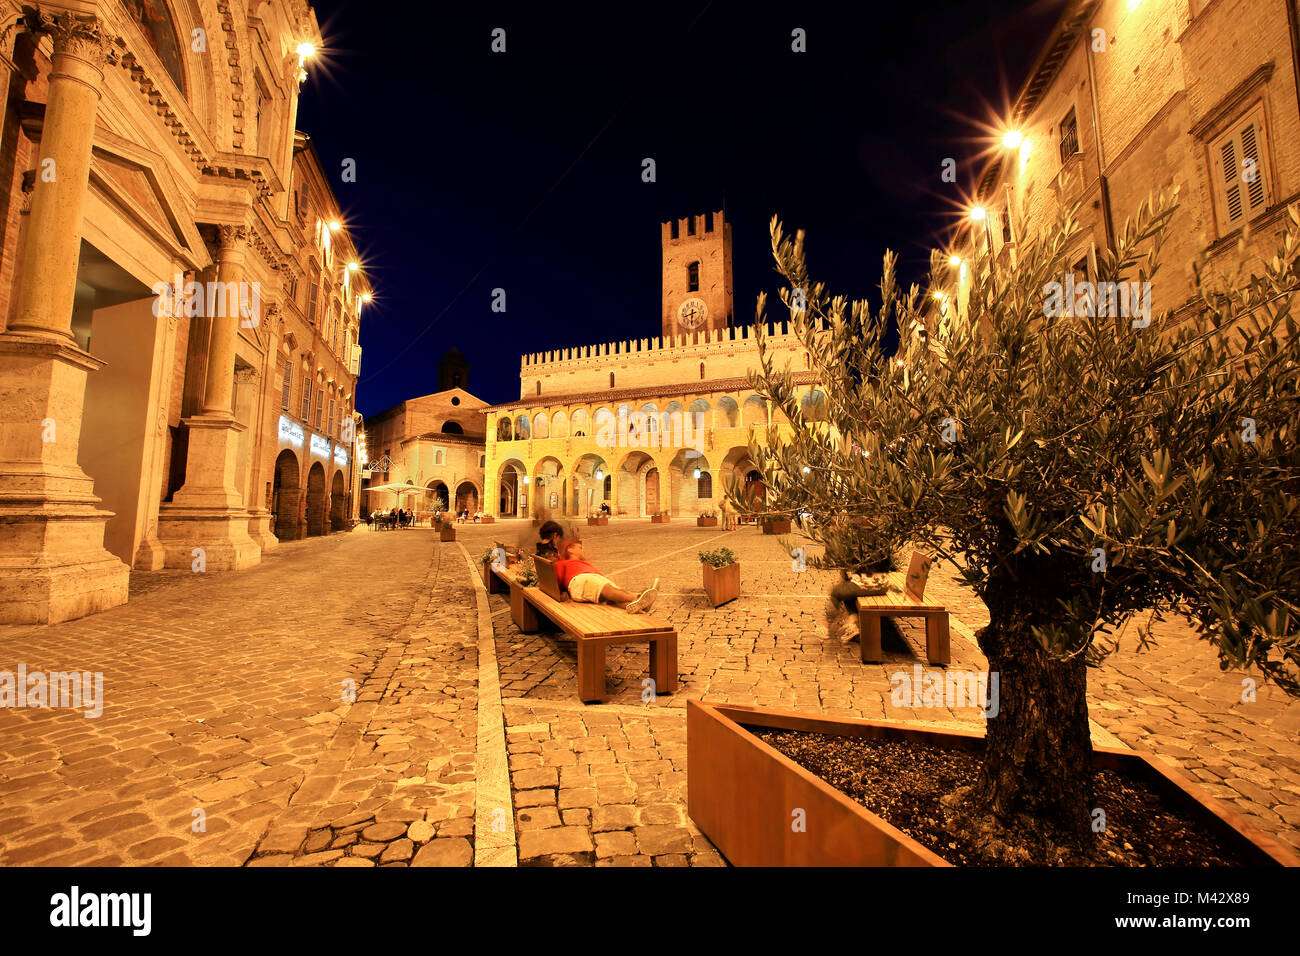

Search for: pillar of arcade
xmin=156 ymin=225 xmax=261 ymax=570
xmin=0 ymin=10 xmax=130 ymax=623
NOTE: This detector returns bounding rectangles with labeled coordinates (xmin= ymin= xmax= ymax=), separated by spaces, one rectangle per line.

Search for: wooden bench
xmin=857 ymin=552 xmax=950 ymax=666
xmin=490 ymin=563 xmax=678 ymax=703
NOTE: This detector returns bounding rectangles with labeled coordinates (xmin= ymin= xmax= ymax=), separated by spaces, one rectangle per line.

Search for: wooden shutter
xmin=1214 ymin=106 xmax=1271 ymax=232
xmin=280 ymin=362 xmax=292 ymax=410
xmin=301 ymin=376 xmax=311 ymax=421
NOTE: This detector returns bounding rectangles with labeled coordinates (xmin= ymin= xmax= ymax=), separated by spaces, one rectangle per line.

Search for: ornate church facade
xmin=483 ymin=209 xmax=826 ymax=521
xmin=0 ymin=1 xmax=369 ymax=623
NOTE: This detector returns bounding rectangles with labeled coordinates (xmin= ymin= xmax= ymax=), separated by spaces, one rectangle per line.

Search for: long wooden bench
xmin=490 ymin=563 xmax=678 ymax=703
xmin=856 ymin=552 xmax=950 ymax=666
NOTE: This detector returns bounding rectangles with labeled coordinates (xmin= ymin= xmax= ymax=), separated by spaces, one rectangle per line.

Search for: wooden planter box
xmin=697 ymin=517 xmax=718 ymax=527
xmin=481 ymin=560 xmax=505 ymax=593
xmin=587 ymin=516 xmax=609 ymax=526
xmin=702 ymin=561 xmax=740 ymax=607
xmin=650 ymin=514 xmax=671 ymax=524
xmin=687 ymin=701 xmax=1300 ymax=868
xmin=532 ymin=517 xmax=541 ymax=527
xmin=761 ymin=519 xmax=791 ymax=535
xmin=440 ymin=526 xmax=456 ymax=542
xmin=480 ymin=515 xmax=495 ymax=524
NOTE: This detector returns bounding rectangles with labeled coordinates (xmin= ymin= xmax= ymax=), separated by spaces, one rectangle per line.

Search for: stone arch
xmin=552 ymin=409 xmax=570 ymax=438
xmin=532 ymin=456 xmax=564 ymax=517
xmin=330 ymin=469 xmax=347 ymax=531
xmin=532 ymin=412 xmax=550 ymax=439
xmin=742 ymin=395 xmax=767 ymax=426
xmin=570 ymin=408 xmax=590 ymax=437
xmin=717 ymin=396 xmax=739 ymax=427
xmin=496 ymin=417 xmax=513 ymax=442
xmin=570 ymin=452 xmax=609 ymax=516
xmin=514 ymin=414 xmax=530 ymax=440
xmin=455 ymin=481 xmax=479 ymax=514
xmin=272 ymin=449 xmax=302 ymax=540
xmin=426 ymin=480 xmax=449 ymax=512
xmin=801 ymin=389 xmax=829 ymax=422
xmin=721 ymin=446 xmax=764 ymax=513
xmin=497 ymin=458 xmax=527 ymax=517
xmin=615 ymin=449 xmax=662 ymax=517
xmin=669 ymin=449 xmax=713 ymax=515
xmin=306 ymin=462 xmax=327 ymax=536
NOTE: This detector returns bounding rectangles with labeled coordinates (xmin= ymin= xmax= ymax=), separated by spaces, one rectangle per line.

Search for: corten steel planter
xmin=697 ymin=517 xmax=719 ymax=527
xmin=587 ymin=516 xmax=609 ymax=526
xmin=440 ymin=526 xmax=456 ymax=542
xmin=761 ymin=519 xmax=791 ymax=535
xmin=686 ymin=700 xmax=1300 ymax=868
xmin=702 ymin=561 xmax=740 ymax=607
xmin=651 ymin=514 xmax=671 ymax=524
xmin=481 ymin=515 xmax=495 ymax=524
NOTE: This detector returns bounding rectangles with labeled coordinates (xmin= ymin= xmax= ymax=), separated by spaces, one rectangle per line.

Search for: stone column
xmin=156 ymin=226 xmax=261 ymax=570
xmin=0 ymin=11 xmax=130 ymax=623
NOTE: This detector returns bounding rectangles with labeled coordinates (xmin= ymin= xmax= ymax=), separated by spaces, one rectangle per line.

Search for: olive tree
xmin=736 ymin=195 xmax=1300 ymax=855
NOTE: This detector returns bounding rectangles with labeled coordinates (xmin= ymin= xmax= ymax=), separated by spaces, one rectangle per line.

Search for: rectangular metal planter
xmin=587 ymin=516 xmax=609 ymax=526
xmin=762 ymin=519 xmax=791 ymax=535
xmin=481 ymin=516 xmax=495 ymax=524
xmin=651 ymin=515 xmax=670 ymax=523
xmin=440 ymin=526 xmax=456 ymax=542
xmin=697 ymin=517 xmax=719 ymax=527
xmin=686 ymin=700 xmax=1299 ymax=867
xmin=702 ymin=561 xmax=740 ymax=607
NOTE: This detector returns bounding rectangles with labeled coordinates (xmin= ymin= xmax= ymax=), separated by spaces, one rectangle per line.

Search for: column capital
xmin=23 ymin=7 xmax=108 ymax=64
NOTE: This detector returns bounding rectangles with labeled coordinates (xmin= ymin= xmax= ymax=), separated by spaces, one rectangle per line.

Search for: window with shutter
xmin=328 ymin=399 xmax=335 ymax=437
xmin=1212 ymin=106 xmax=1271 ymax=233
xmin=301 ymin=376 xmax=312 ymax=422
xmin=314 ymin=391 xmax=323 ymax=429
xmin=281 ymin=363 xmax=292 ymax=411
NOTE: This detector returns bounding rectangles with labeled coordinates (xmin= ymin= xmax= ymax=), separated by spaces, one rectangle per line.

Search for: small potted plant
xmin=697 ymin=510 xmax=718 ymax=527
xmin=699 ymin=546 xmax=740 ymax=607
xmin=651 ymin=511 xmax=671 ymax=524
xmin=516 ymin=557 xmax=540 ymax=588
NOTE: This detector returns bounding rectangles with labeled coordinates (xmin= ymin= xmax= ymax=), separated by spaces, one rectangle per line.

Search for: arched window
xmin=697 ymin=472 xmax=713 ymax=498
xmin=687 ymin=262 xmax=700 ymax=292
xmin=536 ymin=381 xmax=541 ymax=395
xmin=610 ymin=372 xmax=615 ymax=388
xmin=497 ymin=418 xmax=513 ymax=442
xmin=442 ymin=421 xmax=464 ymax=434
xmin=603 ymin=474 xmax=612 ymax=498
xmin=700 ymin=362 xmax=705 ymax=379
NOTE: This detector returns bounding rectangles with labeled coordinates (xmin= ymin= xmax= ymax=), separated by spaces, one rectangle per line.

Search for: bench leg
xmin=578 ymin=641 xmax=607 ymax=703
xmin=510 ymin=586 xmax=539 ymax=633
xmin=859 ymin=611 xmax=883 ymax=663
xmin=486 ymin=570 xmax=505 ymax=595
xmin=649 ymin=634 xmax=678 ymax=694
xmin=925 ymin=613 xmax=951 ymax=666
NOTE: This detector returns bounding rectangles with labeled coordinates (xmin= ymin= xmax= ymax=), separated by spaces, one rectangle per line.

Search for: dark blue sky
xmin=296 ymin=0 xmax=1065 ymax=414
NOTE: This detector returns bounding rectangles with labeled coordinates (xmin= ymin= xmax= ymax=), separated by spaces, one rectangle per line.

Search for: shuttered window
xmin=1212 ymin=106 xmax=1271 ymax=233
xmin=301 ymin=376 xmax=312 ymax=422
xmin=314 ymin=390 xmax=324 ymax=429
xmin=281 ymin=362 xmax=292 ymax=411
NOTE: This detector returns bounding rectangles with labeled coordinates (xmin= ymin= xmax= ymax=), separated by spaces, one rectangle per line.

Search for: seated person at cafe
xmin=553 ymin=538 xmax=658 ymax=613
xmin=536 ymin=520 xmax=564 ymax=558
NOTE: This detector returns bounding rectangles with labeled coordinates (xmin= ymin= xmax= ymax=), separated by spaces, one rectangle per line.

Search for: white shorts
xmin=568 ymin=573 xmax=614 ymax=603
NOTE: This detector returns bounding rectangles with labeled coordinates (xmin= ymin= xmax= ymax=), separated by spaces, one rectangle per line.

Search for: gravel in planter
xmin=751 ymin=728 xmax=1253 ymax=867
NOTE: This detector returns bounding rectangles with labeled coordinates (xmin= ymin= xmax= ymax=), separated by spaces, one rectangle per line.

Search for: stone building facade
xmin=485 ymin=210 xmax=824 ymax=521
xmin=957 ymin=0 xmax=1300 ymax=314
xmin=360 ymin=385 xmax=488 ymax=518
xmin=0 ymin=0 xmax=370 ymax=623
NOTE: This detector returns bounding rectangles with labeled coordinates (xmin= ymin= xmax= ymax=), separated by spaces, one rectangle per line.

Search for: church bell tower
xmin=661 ymin=209 xmax=733 ymax=338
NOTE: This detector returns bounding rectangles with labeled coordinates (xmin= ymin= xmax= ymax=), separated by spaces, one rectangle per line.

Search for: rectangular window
xmin=479 ymin=455 xmax=485 ymax=468
xmin=1059 ymin=107 xmax=1079 ymax=164
xmin=280 ymin=362 xmax=292 ymax=411
xmin=300 ymin=376 xmax=312 ymax=422
xmin=1211 ymin=105 xmax=1272 ymax=233
xmin=307 ymin=275 xmax=319 ymax=327
xmin=314 ymin=390 xmax=324 ymax=429
xmin=328 ymin=398 xmax=336 ymax=437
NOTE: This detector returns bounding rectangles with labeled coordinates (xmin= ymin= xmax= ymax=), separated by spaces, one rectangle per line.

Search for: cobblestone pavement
xmin=0 ymin=527 xmax=477 ymax=866
xmin=2 ymin=518 xmax=1296 ymax=867
xmin=462 ymin=518 xmax=1300 ymax=862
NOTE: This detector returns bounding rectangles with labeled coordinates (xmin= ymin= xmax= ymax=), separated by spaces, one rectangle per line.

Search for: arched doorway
xmin=498 ymin=459 xmax=526 ymax=517
xmin=744 ymin=469 xmax=766 ymax=509
xmin=455 ymin=482 xmax=478 ymax=514
xmin=272 ymin=450 xmax=302 ymax=541
xmin=330 ymin=470 xmax=347 ymax=531
xmin=306 ymin=462 xmax=327 ymax=536
xmin=426 ymin=480 xmax=449 ymax=513
xmin=645 ymin=467 xmax=661 ymax=514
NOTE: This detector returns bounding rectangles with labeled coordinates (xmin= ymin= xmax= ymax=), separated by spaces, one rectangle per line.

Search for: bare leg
xmin=599 ymin=584 xmax=637 ymax=608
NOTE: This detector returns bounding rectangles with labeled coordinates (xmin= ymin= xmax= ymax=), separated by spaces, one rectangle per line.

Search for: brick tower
xmin=661 ymin=209 xmax=733 ymax=338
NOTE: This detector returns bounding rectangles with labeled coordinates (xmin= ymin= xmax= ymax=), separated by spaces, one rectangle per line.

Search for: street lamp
xmin=1001 ymin=129 xmax=1023 ymax=149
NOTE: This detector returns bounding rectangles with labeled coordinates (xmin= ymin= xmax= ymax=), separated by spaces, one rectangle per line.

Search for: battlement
xmin=520 ymin=319 xmax=821 ymax=370
xmin=661 ymin=208 xmax=726 ymax=243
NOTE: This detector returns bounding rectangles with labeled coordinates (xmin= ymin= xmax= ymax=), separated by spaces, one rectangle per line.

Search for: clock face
xmin=678 ymin=297 xmax=708 ymax=330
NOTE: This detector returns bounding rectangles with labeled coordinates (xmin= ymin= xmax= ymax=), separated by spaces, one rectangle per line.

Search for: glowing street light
xmin=328 ymin=220 xmax=341 ymax=233
xmin=1002 ymin=129 xmax=1024 ymax=150
xmin=969 ymin=205 xmax=987 ymax=222
xmin=948 ymin=255 xmax=962 ymax=267
xmin=347 ymin=261 xmax=360 ymax=273
xmin=296 ymin=41 xmax=316 ymax=60
xmin=360 ymin=292 xmax=373 ymax=305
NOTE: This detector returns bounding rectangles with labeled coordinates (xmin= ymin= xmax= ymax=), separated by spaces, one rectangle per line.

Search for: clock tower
xmin=661 ymin=209 xmax=733 ymax=338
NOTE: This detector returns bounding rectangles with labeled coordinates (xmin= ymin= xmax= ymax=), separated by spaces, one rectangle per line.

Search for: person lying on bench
xmin=554 ymin=539 xmax=659 ymax=613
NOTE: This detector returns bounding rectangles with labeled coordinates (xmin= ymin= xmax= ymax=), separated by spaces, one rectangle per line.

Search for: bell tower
xmin=661 ymin=209 xmax=733 ymax=338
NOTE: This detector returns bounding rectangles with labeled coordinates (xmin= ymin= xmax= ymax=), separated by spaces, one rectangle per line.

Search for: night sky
xmin=295 ymin=0 xmax=1066 ymax=415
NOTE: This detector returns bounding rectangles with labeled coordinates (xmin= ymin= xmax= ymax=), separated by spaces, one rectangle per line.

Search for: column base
xmin=133 ymin=532 xmax=167 ymax=571
xmin=248 ymin=509 xmax=278 ymax=552
xmin=156 ymin=504 xmax=262 ymax=571
xmin=0 ymin=506 xmax=130 ymax=624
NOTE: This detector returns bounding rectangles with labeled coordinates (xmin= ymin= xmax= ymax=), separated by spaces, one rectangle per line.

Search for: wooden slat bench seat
xmin=856 ymin=552 xmax=950 ymax=666
xmin=490 ymin=563 xmax=678 ymax=703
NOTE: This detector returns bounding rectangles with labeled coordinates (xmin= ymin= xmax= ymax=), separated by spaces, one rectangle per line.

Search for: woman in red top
xmin=554 ymin=539 xmax=659 ymax=613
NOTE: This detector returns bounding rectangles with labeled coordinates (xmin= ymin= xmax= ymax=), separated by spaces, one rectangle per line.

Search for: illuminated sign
xmin=310 ymin=435 xmax=330 ymax=459
xmin=278 ymin=416 xmax=304 ymax=447
xmin=334 ymin=447 xmax=349 ymax=467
